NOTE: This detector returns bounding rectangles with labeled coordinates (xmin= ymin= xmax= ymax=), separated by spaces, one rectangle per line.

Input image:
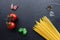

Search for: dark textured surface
xmin=0 ymin=0 xmax=60 ymax=40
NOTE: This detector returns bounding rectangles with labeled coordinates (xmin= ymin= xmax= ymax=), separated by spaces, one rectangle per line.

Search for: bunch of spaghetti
xmin=33 ymin=16 xmax=60 ymax=40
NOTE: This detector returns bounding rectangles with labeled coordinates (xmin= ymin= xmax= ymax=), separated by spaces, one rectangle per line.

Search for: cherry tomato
xmin=7 ymin=22 xmax=16 ymax=30
xmin=8 ymin=13 xmax=17 ymax=21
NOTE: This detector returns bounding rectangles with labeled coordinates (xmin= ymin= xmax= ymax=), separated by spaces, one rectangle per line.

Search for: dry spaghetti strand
xmin=33 ymin=16 xmax=60 ymax=40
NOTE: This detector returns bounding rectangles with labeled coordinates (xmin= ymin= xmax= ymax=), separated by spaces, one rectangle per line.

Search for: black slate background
xmin=0 ymin=0 xmax=60 ymax=40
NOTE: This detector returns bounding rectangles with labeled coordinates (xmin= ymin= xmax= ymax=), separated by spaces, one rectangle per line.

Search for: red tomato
xmin=7 ymin=22 xmax=16 ymax=30
xmin=8 ymin=13 xmax=17 ymax=21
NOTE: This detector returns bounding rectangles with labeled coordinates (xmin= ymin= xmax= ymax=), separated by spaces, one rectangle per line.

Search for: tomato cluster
xmin=6 ymin=4 xmax=18 ymax=30
xmin=6 ymin=13 xmax=17 ymax=30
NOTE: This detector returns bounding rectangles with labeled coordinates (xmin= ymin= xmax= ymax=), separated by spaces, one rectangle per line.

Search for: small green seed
xmin=22 ymin=28 xmax=27 ymax=35
xmin=18 ymin=28 xmax=23 ymax=32
xmin=18 ymin=27 xmax=28 ymax=36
